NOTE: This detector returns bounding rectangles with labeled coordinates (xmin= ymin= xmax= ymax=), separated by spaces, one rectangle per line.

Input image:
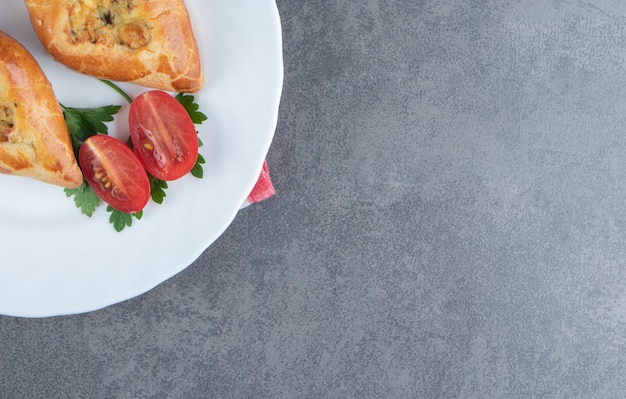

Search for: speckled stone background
xmin=3 ymin=0 xmax=626 ymax=397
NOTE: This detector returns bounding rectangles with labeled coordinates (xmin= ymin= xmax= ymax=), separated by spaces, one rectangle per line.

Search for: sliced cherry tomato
xmin=128 ymin=90 xmax=199 ymax=181
xmin=79 ymin=134 xmax=150 ymax=213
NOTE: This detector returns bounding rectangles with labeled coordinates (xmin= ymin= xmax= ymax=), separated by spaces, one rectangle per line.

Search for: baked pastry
xmin=0 ymin=30 xmax=83 ymax=188
xmin=24 ymin=0 xmax=204 ymax=93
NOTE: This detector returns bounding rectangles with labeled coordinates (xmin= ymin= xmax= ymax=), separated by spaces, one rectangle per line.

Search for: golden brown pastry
xmin=0 ymin=30 xmax=83 ymax=188
xmin=24 ymin=0 xmax=204 ymax=93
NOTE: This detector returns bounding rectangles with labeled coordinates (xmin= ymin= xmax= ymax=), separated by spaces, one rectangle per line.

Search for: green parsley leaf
xmin=175 ymin=94 xmax=207 ymax=178
xmin=149 ymin=175 xmax=168 ymax=204
xmin=106 ymin=206 xmax=142 ymax=232
xmin=175 ymin=92 xmax=208 ymax=124
xmin=64 ymin=181 xmax=100 ymax=217
xmin=61 ymin=104 xmax=121 ymax=154
xmin=191 ymin=154 xmax=205 ymax=178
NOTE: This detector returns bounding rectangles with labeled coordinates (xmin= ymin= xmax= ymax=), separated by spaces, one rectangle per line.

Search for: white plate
xmin=0 ymin=0 xmax=283 ymax=317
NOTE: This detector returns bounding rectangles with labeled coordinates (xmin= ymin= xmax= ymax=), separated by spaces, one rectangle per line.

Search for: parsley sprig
xmin=108 ymin=206 xmax=143 ymax=232
xmin=62 ymin=80 xmax=208 ymax=232
xmin=149 ymin=175 xmax=168 ymax=204
xmin=175 ymin=92 xmax=207 ymax=178
xmin=175 ymin=92 xmax=208 ymax=124
xmin=61 ymin=103 xmax=120 ymax=156
xmin=64 ymin=181 xmax=100 ymax=217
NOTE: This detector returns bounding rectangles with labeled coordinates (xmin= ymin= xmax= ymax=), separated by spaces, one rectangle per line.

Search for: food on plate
xmin=128 ymin=90 xmax=199 ymax=181
xmin=24 ymin=0 xmax=204 ymax=92
xmin=64 ymin=87 xmax=206 ymax=231
xmin=79 ymin=134 xmax=150 ymax=213
xmin=0 ymin=30 xmax=83 ymax=188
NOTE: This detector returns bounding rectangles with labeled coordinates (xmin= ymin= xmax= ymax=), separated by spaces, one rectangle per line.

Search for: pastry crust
xmin=25 ymin=0 xmax=204 ymax=93
xmin=0 ymin=30 xmax=83 ymax=188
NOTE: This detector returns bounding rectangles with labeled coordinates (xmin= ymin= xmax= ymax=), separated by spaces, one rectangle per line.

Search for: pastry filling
xmin=0 ymin=104 xmax=15 ymax=143
xmin=68 ymin=0 xmax=152 ymax=49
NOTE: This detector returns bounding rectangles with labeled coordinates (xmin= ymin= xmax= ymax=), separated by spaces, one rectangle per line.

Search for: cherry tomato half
xmin=79 ymin=134 xmax=150 ymax=213
xmin=128 ymin=90 xmax=199 ymax=181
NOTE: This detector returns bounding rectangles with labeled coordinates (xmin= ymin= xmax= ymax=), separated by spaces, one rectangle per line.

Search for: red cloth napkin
xmin=242 ymin=160 xmax=275 ymax=207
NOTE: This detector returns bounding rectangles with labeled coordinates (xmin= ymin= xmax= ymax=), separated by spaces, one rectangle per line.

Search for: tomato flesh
xmin=79 ymin=134 xmax=150 ymax=213
xmin=129 ymin=90 xmax=198 ymax=181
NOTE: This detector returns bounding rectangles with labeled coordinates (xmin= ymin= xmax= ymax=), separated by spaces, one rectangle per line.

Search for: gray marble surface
xmin=3 ymin=0 xmax=626 ymax=397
